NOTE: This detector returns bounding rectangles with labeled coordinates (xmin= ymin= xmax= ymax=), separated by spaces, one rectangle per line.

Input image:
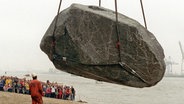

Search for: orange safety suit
xmin=29 ymin=79 xmax=43 ymax=104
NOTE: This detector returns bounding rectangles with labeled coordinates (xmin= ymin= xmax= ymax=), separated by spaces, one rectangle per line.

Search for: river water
xmin=1 ymin=71 xmax=184 ymax=104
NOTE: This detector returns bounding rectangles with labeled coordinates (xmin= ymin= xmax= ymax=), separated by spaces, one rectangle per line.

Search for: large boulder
xmin=40 ymin=4 xmax=165 ymax=88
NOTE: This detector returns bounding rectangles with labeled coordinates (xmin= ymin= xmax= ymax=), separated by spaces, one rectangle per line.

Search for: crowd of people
xmin=0 ymin=75 xmax=76 ymax=101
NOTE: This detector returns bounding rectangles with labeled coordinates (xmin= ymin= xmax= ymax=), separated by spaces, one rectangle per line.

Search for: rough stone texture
xmin=40 ymin=4 xmax=166 ymax=88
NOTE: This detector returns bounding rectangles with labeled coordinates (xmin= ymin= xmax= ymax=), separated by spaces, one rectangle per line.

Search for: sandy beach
xmin=0 ymin=91 xmax=83 ymax=104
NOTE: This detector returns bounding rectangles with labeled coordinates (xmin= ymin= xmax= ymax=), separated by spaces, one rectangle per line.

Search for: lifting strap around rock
xmin=119 ymin=62 xmax=151 ymax=85
xmin=114 ymin=0 xmax=150 ymax=85
xmin=114 ymin=0 xmax=122 ymax=63
xmin=140 ymin=0 xmax=147 ymax=29
xmin=99 ymin=0 xmax=101 ymax=7
xmin=51 ymin=0 xmax=62 ymax=62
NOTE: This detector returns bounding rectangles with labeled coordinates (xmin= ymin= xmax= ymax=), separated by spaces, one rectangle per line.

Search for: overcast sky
xmin=0 ymin=0 xmax=183 ymax=73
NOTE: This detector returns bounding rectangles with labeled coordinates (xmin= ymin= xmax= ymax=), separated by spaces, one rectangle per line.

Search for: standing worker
xmin=29 ymin=73 xmax=43 ymax=104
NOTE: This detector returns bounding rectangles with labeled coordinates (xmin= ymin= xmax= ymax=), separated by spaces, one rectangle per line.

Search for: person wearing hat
xmin=29 ymin=73 xmax=43 ymax=104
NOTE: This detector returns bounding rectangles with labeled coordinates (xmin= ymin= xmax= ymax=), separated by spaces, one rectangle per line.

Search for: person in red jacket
xmin=29 ymin=73 xmax=43 ymax=104
xmin=58 ymin=88 xmax=63 ymax=99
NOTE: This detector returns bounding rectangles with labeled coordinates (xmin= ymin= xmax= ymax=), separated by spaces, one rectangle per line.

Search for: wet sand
xmin=0 ymin=91 xmax=83 ymax=104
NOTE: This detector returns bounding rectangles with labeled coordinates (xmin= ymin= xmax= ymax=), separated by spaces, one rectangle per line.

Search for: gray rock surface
xmin=40 ymin=4 xmax=165 ymax=88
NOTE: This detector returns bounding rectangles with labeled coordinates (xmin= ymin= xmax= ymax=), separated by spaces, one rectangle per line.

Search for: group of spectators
xmin=0 ymin=75 xmax=76 ymax=101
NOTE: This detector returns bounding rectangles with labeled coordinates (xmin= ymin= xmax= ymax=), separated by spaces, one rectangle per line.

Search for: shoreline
xmin=0 ymin=91 xmax=84 ymax=104
xmin=164 ymin=74 xmax=184 ymax=78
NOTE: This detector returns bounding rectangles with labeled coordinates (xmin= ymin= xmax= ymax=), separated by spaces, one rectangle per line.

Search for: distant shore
xmin=164 ymin=74 xmax=184 ymax=78
xmin=0 ymin=91 xmax=83 ymax=104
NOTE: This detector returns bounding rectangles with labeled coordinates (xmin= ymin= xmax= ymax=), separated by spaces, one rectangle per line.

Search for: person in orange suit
xmin=29 ymin=73 xmax=43 ymax=104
